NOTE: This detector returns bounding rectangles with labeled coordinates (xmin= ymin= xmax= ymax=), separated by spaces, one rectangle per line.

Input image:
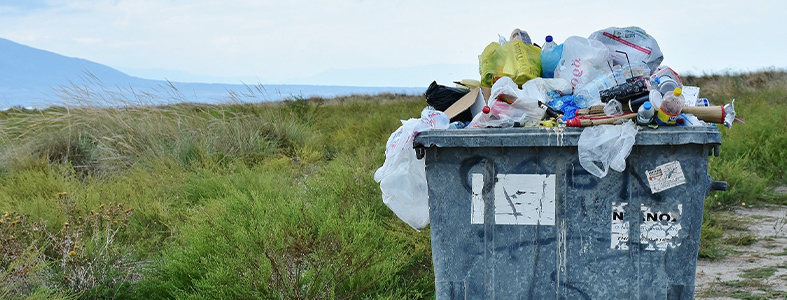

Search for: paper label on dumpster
xmin=610 ymin=202 xmax=630 ymax=250
xmin=471 ymin=173 xmax=485 ymax=224
xmin=493 ymin=174 xmax=556 ymax=226
xmin=646 ymin=161 xmax=686 ymax=193
xmin=640 ymin=204 xmax=683 ymax=251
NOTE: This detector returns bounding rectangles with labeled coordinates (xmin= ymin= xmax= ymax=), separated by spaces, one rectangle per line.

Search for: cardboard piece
xmin=443 ymin=87 xmax=491 ymax=120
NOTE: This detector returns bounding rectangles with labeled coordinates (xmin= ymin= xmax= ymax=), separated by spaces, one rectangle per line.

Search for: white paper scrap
xmin=646 ymin=161 xmax=686 ymax=193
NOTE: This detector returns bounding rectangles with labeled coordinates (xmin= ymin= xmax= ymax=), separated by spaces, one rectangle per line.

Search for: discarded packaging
xmin=479 ymin=40 xmax=542 ymax=87
xmin=577 ymin=120 xmax=638 ymax=178
xmin=374 ymin=107 xmax=450 ymax=230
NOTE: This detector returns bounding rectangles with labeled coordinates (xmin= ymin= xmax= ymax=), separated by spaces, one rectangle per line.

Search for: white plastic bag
xmin=577 ymin=120 xmax=637 ymax=178
xmin=520 ymin=77 xmax=573 ymax=104
xmin=374 ymin=107 xmax=449 ymax=230
xmin=469 ymin=77 xmax=545 ymax=128
xmin=589 ymin=26 xmax=664 ymax=71
xmin=554 ymin=36 xmax=610 ymax=90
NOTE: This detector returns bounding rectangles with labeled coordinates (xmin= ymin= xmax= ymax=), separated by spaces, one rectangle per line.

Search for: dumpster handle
xmin=710 ymin=181 xmax=728 ymax=191
xmin=415 ymin=146 xmax=426 ymax=160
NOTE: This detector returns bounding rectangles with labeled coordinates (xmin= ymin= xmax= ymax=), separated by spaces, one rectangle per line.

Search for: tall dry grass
xmin=1 ymin=78 xmax=431 ymax=299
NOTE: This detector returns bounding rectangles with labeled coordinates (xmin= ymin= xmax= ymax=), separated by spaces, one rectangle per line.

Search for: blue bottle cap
xmin=643 ymin=101 xmax=652 ymax=110
xmin=545 ymin=35 xmax=553 ymax=43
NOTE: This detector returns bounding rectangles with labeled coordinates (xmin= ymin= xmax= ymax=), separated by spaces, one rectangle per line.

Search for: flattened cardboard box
xmin=443 ymin=87 xmax=491 ymax=120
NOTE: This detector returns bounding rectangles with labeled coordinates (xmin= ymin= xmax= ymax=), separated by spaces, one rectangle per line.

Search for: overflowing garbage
xmin=375 ymin=26 xmax=739 ymax=230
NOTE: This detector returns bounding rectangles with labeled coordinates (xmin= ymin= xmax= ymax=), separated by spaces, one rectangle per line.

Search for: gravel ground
xmin=694 ymin=204 xmax=787 ymax=299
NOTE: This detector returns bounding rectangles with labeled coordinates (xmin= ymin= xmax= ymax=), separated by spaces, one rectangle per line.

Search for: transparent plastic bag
xmin=469 ymin=77 xmax=545 ymax=128
xmin=520 ymin=77 xmax=572 ymax=104
xmin=589 ymin=26 xmax=664 ymax=71
xmin=374 ymin=107 xmax=449 ymax=230
xmin=554 ymin=36 xmax=610 ymax=90
xmin=577 ymin=120 xmax=637 ymax=178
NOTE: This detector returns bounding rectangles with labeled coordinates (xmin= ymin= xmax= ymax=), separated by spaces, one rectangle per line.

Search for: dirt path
xmin=694 ymin=204 xmax=787 ymax=299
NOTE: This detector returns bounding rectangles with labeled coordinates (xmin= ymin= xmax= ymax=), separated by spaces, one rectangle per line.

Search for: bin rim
xmin=414 ymin=125 xmax=722 ymax=149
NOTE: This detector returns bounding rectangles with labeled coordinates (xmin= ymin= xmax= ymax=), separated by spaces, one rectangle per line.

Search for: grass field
xmin=1 ymin=70 xmax=786 ymax=299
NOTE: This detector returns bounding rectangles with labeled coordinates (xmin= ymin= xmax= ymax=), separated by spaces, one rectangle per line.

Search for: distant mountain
xmin=0 ymin=38 xmax=425 ymax=108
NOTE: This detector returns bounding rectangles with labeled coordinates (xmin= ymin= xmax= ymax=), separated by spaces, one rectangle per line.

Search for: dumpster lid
xmin=414 ymin=125 xmax=721 ymax=148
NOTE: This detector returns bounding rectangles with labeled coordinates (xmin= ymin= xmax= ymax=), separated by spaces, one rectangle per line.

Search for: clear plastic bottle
xmin=573 ymin=74 xmax=615 ymax=108
xmin=636 ymin=101 xmax=655 ymax=125
xmin=540 ymin=35 xmax=562 ymax=78
xmin=604 ymin=99 xmax=623 ymax=116
xmin=655 ymin=88 xmax=684 ymax=125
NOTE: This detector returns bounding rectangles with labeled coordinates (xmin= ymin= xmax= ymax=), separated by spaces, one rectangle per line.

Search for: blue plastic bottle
xmin=540 ymin=35 xmax=563 ymax=78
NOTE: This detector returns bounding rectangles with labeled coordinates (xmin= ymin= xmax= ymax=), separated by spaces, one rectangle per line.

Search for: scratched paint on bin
xmin=471 ymin=173 xmax=484 ymax=224
xmin=611 ymin=202 xmax=630 ymax=250
xmin=493 ymin=174 xmax=556 ymax=225
xmin=640 ymin=204 xmax=683 ymax=251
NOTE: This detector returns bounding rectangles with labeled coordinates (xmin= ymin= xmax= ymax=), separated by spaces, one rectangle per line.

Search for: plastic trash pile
xmin=435 ymin=26 xmax=737 ymax=131
xmin=375 ymin=26 xmax=740 ymax=230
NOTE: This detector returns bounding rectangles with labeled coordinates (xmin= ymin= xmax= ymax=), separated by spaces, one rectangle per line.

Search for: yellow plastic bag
xmin=479 ymin=40 xmax=542 ymax=87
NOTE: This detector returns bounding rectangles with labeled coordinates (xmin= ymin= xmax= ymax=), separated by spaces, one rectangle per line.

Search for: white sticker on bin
xmin=609 ymin=203 xmax=683 ymax=251
xmin=640 ymin=204 xmax=683 ymax=251
xmin=471 ymin=173 xmax=556 ymax=226
xmin=611 ymin=202 xmax=630 ymax=250
xmin=471 ymin=173 xmax=485 ymax=224
xmin=646 ymin=161 xmax=686 ymax=193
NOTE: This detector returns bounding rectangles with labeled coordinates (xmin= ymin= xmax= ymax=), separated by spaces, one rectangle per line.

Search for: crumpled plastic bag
xmin=479 ymin=40 xmax=542 ymax=87
xmin=374 ymin=107 xmax=449 ymax=230
xmin=589 ymin=26 xmax=664 ymax=71
xmin=577 ymin=120 xmax=637 ymax=178
xmin=469 ymin=76 xmax=545 ymax=128
xmin=548 ymin=95 xmax=580 ymax=121
xmin=554 ymin=36 xmax=610 ymax=90
xmin=521 ymin=77 xmax=572 ymax=104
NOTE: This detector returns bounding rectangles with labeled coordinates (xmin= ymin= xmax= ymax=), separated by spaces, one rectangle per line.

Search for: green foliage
xmin=723 ymin=233 xmax=758 ymax=246
xmin=1 ymin=199 xmax=139 ymax=299
xmin=740 ymin=266 xmax=777 ymax=279
xmin=698 ymin=211 xmax=727 ymax=259
xmin=2 ymin=70 xmax=785 ymax=297
xmin=685 ymin=70 xmax=787 ymax=208
xmin=686 ymin=70 xmax=787 ymax=259
xmin=1 ymin=87 xmax=429 ymax=299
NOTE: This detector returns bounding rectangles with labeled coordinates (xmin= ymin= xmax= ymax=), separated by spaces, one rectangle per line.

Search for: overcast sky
xmin=1 ymin=0 xmax=785 ymax=87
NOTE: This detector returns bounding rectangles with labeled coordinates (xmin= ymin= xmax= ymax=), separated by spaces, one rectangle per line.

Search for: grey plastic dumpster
xmin=413 ymin=125 xmax=725 ymax=300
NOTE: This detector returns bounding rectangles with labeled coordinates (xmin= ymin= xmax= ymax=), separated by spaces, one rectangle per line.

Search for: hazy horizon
xmin=2 ymin=0 xmax=785 ymax=87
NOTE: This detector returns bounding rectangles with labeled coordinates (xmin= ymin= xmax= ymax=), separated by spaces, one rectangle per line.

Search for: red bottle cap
xmin=482 ymin=106 xmax=491 ymax=114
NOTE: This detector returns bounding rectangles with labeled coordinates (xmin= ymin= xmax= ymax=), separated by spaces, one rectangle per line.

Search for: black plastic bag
xmin=424 ymin=81 xmax=473 ymax=122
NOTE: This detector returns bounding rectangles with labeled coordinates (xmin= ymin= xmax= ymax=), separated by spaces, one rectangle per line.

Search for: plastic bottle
xmin=540 ymin=35 xmax=563 ymax=78
xmin=649 ymin=89 xmax=663 ymax=110
xmin=573 ymin=74 xmax=615 ymax=108
xmin=636 ymin=101 xmax=655 ymax=125
xmin=604 ymin=99 xmax=623 ymax=116
xmin=656 ymin=87 xmax=685 ymax=125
